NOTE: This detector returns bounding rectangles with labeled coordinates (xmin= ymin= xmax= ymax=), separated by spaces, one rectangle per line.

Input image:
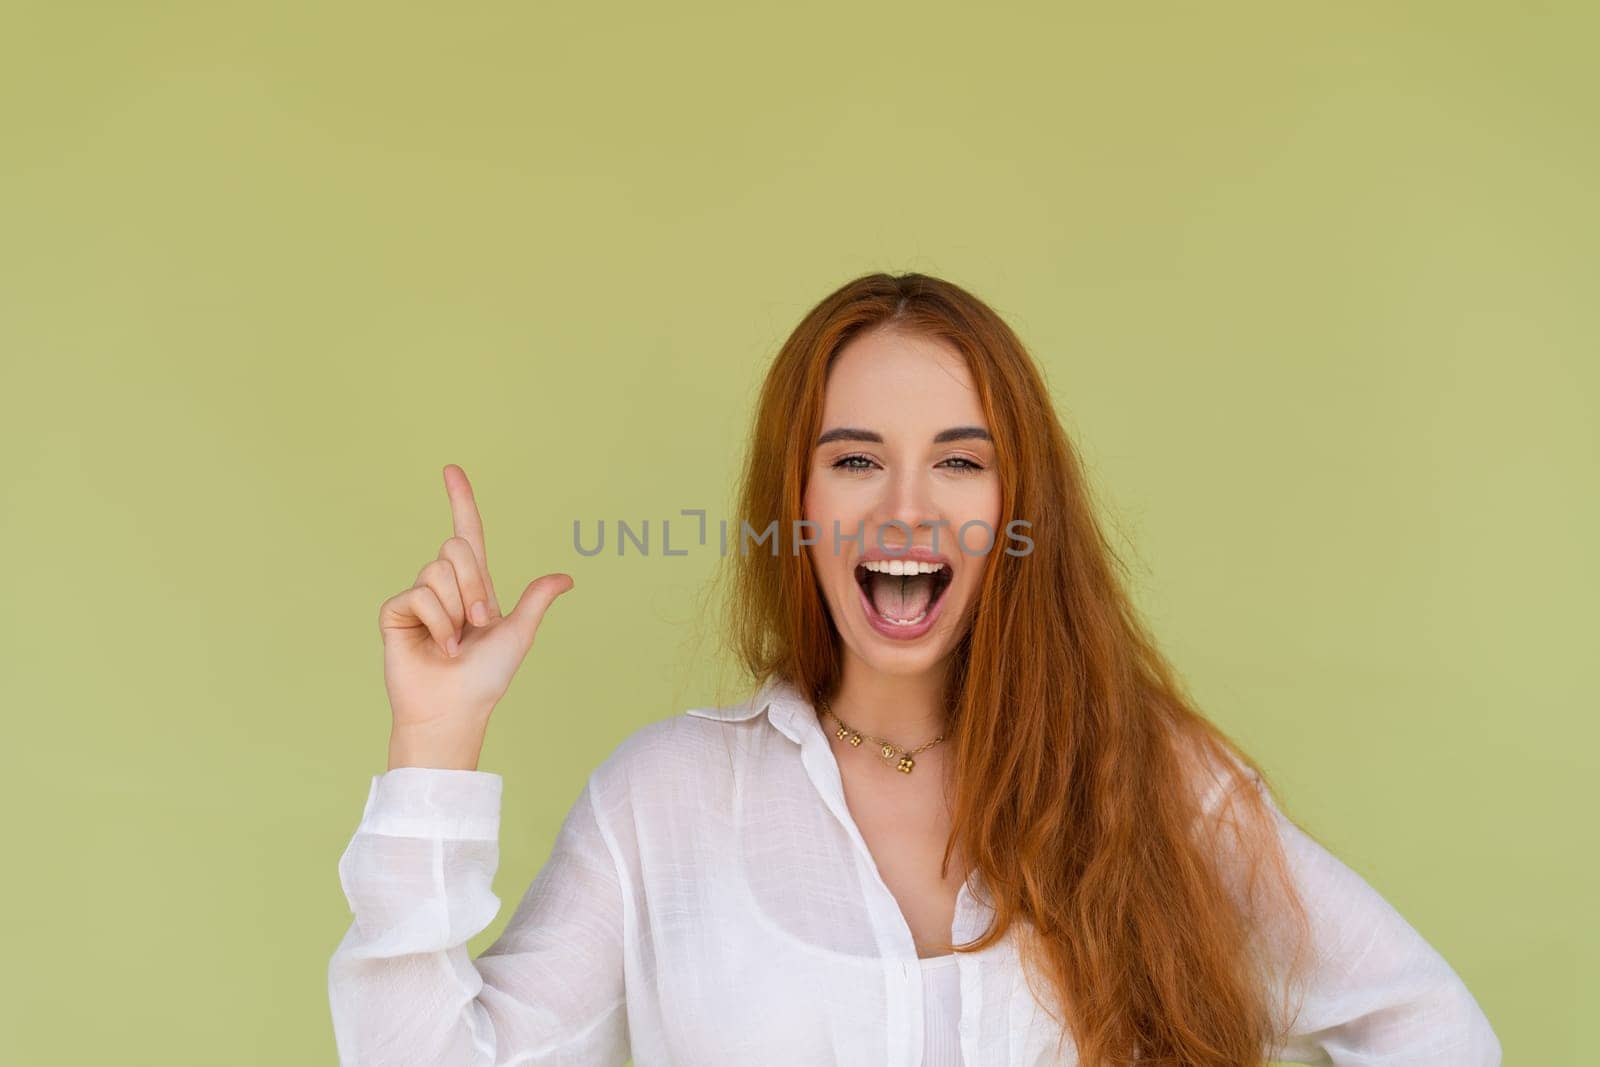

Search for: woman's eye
xmin=830 ymin=454 xmax=986 ymax=473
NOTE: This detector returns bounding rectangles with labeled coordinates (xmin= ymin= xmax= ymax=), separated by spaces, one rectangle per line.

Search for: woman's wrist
xmin=386 ymin=721 xmax=487 ymax=771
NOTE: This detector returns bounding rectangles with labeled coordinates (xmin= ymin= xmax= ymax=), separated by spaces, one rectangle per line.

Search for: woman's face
xmin=803 ymin=326 xmax=1002 ymax=680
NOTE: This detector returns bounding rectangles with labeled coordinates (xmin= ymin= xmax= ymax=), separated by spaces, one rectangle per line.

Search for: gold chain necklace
xmin=818 ymin=698 xmax=946 ymax=774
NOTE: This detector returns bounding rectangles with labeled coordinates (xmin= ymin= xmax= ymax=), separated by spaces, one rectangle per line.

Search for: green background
xmin=2 ymin=2 xmax=1592 ymax=1062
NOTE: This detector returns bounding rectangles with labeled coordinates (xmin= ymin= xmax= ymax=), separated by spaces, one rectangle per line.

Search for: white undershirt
xmin=920 ymin=952 xmax=963 ymax=1065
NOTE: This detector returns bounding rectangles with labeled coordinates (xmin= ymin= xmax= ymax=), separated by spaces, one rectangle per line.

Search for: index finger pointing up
xmin=443 ymin=463 xmax=501 ymax=614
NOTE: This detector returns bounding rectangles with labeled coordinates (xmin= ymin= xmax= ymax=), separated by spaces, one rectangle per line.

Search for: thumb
xmin=499 ymin=573 xmax=575 ymax=660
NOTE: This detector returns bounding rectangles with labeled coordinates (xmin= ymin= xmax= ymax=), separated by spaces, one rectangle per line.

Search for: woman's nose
xmin=873 ymin=470 xmax=941 ymax=544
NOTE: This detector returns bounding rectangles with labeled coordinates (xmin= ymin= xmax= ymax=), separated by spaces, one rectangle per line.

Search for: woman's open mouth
xmin=854 ymin=558 xmax=953 ymax=641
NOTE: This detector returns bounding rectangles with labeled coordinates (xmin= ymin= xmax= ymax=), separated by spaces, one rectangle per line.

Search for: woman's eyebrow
xmin=815 ymin=426 xmax=992 ymax=446
xmin=934 ymin=426 xmax=992 ymax=444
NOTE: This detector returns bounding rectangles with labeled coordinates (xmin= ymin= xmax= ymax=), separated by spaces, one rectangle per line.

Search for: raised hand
xmin=377 ymin=463 xmax=574 ymax=770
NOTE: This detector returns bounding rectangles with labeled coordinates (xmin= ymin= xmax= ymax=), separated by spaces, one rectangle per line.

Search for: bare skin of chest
xmin=832 ymin=742 xmax=969 ymax=959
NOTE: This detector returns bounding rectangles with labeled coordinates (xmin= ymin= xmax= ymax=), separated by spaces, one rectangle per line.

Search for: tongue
xmin=868 ymin=572 xmax=935 ymax=622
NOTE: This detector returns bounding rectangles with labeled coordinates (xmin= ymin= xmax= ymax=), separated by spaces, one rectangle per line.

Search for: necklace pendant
xmin=880 ymin=743 xmax=896 ymax=759
xmin=897 ymin=756 xmax=915 ymax=773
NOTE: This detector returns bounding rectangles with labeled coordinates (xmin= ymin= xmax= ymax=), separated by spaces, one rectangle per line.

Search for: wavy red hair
xmin=710 ymin=272 xmax=1315 ymax=1065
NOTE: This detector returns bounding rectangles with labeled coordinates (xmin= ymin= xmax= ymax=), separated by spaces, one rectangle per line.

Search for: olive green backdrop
xmin=2 ymin=2 xmax=1592 ymax=1063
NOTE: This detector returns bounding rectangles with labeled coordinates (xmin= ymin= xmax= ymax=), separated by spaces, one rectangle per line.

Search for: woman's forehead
xmin=822 ymin=331 xmax=983 ymax=426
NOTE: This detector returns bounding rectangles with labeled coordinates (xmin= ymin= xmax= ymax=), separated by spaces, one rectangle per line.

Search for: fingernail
xmin=446 ymin=635 xmax=459 ymax=657
xmin=470 ymin=601 xmax=488 ymax=625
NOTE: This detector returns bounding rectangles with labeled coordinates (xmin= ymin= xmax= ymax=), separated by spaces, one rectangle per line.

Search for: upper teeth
xmin=861 ymin=559 xmax=947 ymax=576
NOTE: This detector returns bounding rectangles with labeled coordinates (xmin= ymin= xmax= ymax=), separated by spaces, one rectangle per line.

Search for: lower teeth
xmin=883 ymin=609 xmax=928 ymax=626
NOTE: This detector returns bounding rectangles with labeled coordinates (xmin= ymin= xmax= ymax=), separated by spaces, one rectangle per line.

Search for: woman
xmin=328 ymin=273 xmax=1501 ymax=1065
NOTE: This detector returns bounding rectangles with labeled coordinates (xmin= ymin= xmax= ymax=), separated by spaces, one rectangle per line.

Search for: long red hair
xmin=710 ymin=272 xmax=1315 ymax=1065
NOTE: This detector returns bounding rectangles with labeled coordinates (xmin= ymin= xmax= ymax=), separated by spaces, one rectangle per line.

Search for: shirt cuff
xmin=355 ymin=766 xmax=503 ymax=841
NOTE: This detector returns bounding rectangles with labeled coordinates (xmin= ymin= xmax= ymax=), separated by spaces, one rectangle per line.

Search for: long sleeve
xmin=327 ymin=767 xmax=630 ymax=1066
xmin=1255 ymin=783 xmax=1502 ymax=1065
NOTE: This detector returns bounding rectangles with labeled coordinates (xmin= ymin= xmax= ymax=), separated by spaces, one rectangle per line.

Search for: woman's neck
xmin=826 ymin=656 xmax=949 ymax=746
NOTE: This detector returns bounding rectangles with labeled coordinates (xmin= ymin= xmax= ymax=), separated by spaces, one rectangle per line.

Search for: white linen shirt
xmin=328 ymin=678 xmax=1502 ymax=1065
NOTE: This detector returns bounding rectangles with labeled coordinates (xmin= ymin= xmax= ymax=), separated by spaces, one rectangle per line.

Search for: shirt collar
xmin=685 ymin=674 xmax=997 ymax=951
xmin=684 ymin=675 xmax=819 ymax=745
